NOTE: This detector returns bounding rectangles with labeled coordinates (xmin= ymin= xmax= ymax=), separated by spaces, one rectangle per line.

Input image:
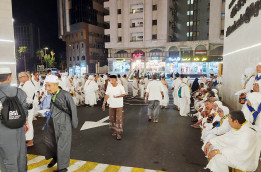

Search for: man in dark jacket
xmin=44 ymin=75 xmax=78 ymax=172
xmin=0 ymin=67 xmax=28 ymax=172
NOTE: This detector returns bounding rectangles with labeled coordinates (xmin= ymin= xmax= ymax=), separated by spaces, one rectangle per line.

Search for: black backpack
xmin=0 ymin=88 xmax=27 ymax=129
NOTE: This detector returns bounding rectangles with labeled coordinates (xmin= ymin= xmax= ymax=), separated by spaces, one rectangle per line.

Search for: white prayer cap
xmin=244 ymin=68 xmax=255 ymax=77
xmin=212 ymin=89 xmax=218 ymax=94
xmin=214 ymin=101 xmax=223 ymax=108
xmin=219 ymin=105 xmax=230 ymax=115
xmin=257 ymin=63 xmax=261 ymax=66
xmin=88 ymin=75 xmax=94 ymax=80
xmin=0 ymin=66 xmax=11 ymax=74
xmin=45 ymin=75 xmax=59 ymax=83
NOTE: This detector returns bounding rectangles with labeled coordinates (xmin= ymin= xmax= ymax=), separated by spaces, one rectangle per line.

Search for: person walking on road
xmin=103 ymin=75 xmax=126 ymax=140
xmin=145 ymin=74 xmax=164 ymax=123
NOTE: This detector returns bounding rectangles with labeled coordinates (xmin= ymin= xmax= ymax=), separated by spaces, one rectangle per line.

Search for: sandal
xmin=116 ymin=134 xmax=122 ymax=140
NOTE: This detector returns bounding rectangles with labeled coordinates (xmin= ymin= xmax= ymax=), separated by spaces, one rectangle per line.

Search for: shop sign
xmin=226 ymin=0 xmax=261 ymax=37
xmin=167 ymin=57 xmax=181 ymax=62
xmin=132 ymin=53 xmax=143 ymax=59
xmin=182 ymin=58 xmax=191 ymax=62
xmin=151 ymin=56 xmax=160 ymax=60
xmin=116 ymin=59 xmax=126 ymax=62
xmin=81 ymin=62 xmax=86 ymax=67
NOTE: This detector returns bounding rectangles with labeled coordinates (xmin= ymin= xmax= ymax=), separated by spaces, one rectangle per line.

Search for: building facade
xmin=14 ymin=23 xmax=40 ymax=72
xmin=105 ymin=0 xmax=225 ymax=77
xmin=222 ymin=0 xmax=261 ymax=109
xmin=57 ymin=0 xmax=109 ymax=75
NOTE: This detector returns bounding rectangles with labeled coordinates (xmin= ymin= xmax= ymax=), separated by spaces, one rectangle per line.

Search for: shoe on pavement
xmin=47 ymin=158 xmax=57 ymax=168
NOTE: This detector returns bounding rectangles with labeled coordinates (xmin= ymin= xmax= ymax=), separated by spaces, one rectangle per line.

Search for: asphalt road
xmin=28 ymin=89 xmax=208 ymax=172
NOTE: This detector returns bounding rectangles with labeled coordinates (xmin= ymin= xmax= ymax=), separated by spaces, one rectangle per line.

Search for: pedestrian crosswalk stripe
xmin=90 ymin=164 xmax=109 ymax=171
xmin=26 ymin=154 xmax=167 ymax=172
xmin=104 ymin=165 xmax=121 ymax=171
xmin=74 ymin=161 xmax=98 ymax=171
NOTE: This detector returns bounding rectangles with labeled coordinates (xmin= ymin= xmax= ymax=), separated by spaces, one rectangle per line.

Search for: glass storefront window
xmin=113 ymin=61 xmax=130 ymax=73
xmin=132 ymin=60 xmax=144 ymax=71
xmin=146 ymin=60 xmax=165 ymax=72
xmin=179 ymin=62 xmax=204 ymax=74
xmin=166 ymin=62 xmax=178 ymax=74
xmin=208 ymin=62 xmax=220 ymax=74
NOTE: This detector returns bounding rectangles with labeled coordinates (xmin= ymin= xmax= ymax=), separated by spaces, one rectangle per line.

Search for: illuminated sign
xmin=132 ymin=53 xmax=144 ymax=59
xmin=81 ymin=62 xmax=86 ymax=67
xmin=116 ymin=59 xmax=126 ymax=62
xmin=193 ymin=57 xmax=200 ymax=61
xmin=202 ymin=57 xmax=208 ymax=61
xmin=151 ymin=56 xmax=160 ymax=60
xmin=182 ymin=58 xmax=191 ymax=61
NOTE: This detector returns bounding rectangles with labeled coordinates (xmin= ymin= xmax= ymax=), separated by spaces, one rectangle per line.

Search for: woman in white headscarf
xmin=235 ymin=68 xmax=255 ymax=96
xmin=202 ymin=105 xmax=231 ymax=147
xmin=84 ymin=75 xmax=98 ymax=107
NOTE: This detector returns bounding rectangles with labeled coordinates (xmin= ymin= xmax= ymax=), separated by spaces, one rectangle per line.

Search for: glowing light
xmin=193 ymin=57 xmax=200 ymax=61
xmin=0 ymin=62 xmax=16 ymax=65
xmin=132 ymin=53 xmax=143 ymax=59
xmin=182 ymin=58 xmax=191 ymax=61
xmin=224 ymin=42 xmax=261 ymax=57
xmin=0 ymin=39 xmax=14 ymax=43
xmin=202 ymin=57 xmax=207 ymax=61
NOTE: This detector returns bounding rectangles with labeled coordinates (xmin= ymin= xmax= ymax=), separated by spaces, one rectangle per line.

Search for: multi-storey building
xmin=105 ymin=0 xmax=225 ymax=77
xmin=58 ymin=0 xmax=109 ymax=75
xmin=14 ymin=23 xmax=40 ymax=71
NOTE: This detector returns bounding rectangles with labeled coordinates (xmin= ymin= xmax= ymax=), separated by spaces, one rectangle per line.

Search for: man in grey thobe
xmin=0 ymin=67 xmax=28 ymax=172
xmin=44 ymin=75 xmax=78 ymax=172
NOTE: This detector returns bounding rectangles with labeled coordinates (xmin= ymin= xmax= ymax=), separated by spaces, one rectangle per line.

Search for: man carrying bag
xmin=0 ymin=67 xmax=28 ymax=172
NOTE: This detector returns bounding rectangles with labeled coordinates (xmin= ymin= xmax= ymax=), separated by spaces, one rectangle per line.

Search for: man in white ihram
xmin=84 ymin=75 xmax=98 ymax=107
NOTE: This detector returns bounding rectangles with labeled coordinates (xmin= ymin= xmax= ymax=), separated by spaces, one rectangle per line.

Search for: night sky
xmin=12 ymin=0 xmax=66 ymax=62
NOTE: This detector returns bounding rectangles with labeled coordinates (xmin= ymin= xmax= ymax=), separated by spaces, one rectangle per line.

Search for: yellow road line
xmin=73 ymin=161 xmax=99 ymax=172
xmin=28 ymin=159 xmax=49 ymax=170
xmin=104 ymin=165 xmax=121 ymax=172
xmin=131 ymin=168 xmax=146 ymax=172
xmin=27 ymin=154 xmax=38 ymax=161
xmin=41 ymin=159 xmax=78 ymax=172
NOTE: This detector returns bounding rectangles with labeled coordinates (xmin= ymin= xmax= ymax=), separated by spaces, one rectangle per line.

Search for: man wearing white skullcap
xmin=0 ymin=67 xmax=28 ymax=171
xmin=235 ymin=68 xmax=255 ymax=96
xmin=43 ymin=75 xmax=78 ymax=171
xmin=83 ymin=75 xmax=98 ymax=106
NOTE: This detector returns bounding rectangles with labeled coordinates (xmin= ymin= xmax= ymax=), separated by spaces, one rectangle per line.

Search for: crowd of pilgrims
xmin=16 ymin=62 xmax=261 ymax=172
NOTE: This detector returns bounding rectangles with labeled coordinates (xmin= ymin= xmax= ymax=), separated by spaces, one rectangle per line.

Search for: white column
xmin=0 ymin=0 xmax=17 ymax=84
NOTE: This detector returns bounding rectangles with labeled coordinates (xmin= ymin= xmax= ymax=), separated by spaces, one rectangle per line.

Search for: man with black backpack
xmin=0 ymin=67 xmax=28 ymax=172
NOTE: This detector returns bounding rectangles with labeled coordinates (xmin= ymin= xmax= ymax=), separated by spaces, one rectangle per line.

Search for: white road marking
xmin=28 ymin=156 xmax=45 ymax=165
xmin=90 ymin=163 xmax=109 ymax=171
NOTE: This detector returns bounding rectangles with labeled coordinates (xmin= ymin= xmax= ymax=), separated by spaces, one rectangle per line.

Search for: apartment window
xmin=187 ymin=0 xmax=194 ymax=4
xmin=187 ymin=21 xmax=193 ymax=26
xmin=77 ymin=56 xmax=79 ymax=61
xmin=117 ymin=9 xmax=121 ymax=14
xmin=194 ymin=20 xmax=200 ymax=25
xmin=187 ymin=32 xmax=193 ymax=37
xmin=118 ymin=36 xmax=122 ymax=42
xmin=72 ymin=45 xmax=74 ymax=49
xmin=81 ymin=32 xmax=84 ymax=37
xmin=152 ymin=5 xmax=157 ymax=11
xmin=118 ymin=23 xmax=122 ymax=28
xmin=187 ymin=11 xmax=193 ymax=15
xmin=70 ymin=57 xmax=72 ymax=61
xmin=73 ymin=57 xmax=75 ymax=61
xmin=152 ymin=34 xmax=157 ymax=40
xmin=82 ymin=56 xmax=85 ymax=60
xmin=82 ymin=43 xmax=84 ymax=48
xmin=152 ymin=20 xmax=157 ymax=25
xmin=221 ymin=30 xmax=224 ymax=35
xmin=77 ymin=44 xmax=78 ymax=49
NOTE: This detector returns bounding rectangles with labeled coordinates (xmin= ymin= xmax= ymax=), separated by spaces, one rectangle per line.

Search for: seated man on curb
xmin=204 ymin=111 xmax=261 ymax=172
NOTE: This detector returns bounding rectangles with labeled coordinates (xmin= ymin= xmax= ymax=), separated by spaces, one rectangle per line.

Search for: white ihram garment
xmin=20 ymin=81 xmax=35 ymax=141
xmin=206 ymin=123 xmax=261 ymax=172
xmin=84 ymin=80 xmax=98 ymax=106
xmin=178 ymin=83 xmax=190 ymax=116
xmin=160 ymin=83 xmax=169 ymax=107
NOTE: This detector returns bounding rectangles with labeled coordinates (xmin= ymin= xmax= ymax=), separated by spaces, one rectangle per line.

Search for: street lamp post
xmin=44 ymin=47 xmax=48 ymax=69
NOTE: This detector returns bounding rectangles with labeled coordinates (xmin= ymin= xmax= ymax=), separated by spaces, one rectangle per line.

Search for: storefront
xmin=131 ymin=50 xmax=145 ymax=71
xmin=177 ymin=56 xmax=222 ymax=76
xmin=69 ymin=62 xmax=87 ymax=76
xmin=146 ymin=56 xmax=165 ymax=72
xmin=108 ymin=58 xmax=130 ymax=75
xmin=165 ymin=57 xmax=181 ymax=74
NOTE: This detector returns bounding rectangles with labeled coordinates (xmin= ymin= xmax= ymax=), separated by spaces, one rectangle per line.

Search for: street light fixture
xmin=44 ymin=47 xmax=49 ymax=69
xmin=44 ymin=47 xmax=49 ymax=55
